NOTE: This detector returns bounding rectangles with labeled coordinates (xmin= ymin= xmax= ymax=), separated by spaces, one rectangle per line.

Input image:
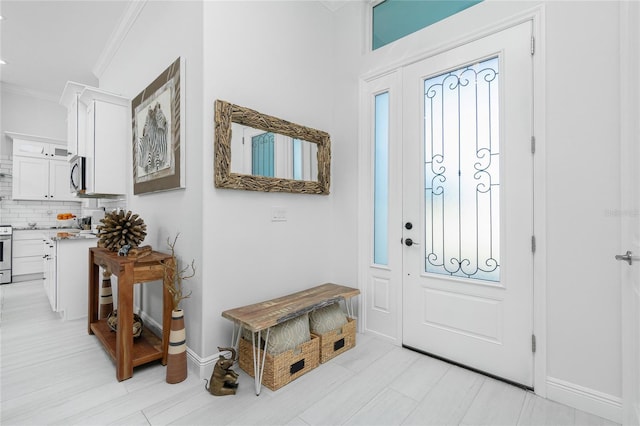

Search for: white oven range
xmin=0 ymin=225 xmax=12 ymax=284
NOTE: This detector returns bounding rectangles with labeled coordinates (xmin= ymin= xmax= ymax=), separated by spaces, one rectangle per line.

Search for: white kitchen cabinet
xmin=43 ymin=237 xmax=56 ymax=310
xmin=50 ymin=160 xmax=72 ymax=199
xmin=9 ymin=134 xmax=78 ymax=202
xmin=12 ymin=156 xmax=75 ymax=201
xmin=60 ymin=83 xmax=128 ymax=196
xmin=44 ymin=236 xmax=97 ymax=320
xmin=11 ymin=137 xmax=69 ymax=160
xmin=13 ymin=139 xmax=49 ymax=159
xmin=60 ymin=81 xmax=87 ymax=158
xmin=12 ymin=230 xmax=46 ymax=281
xmin=84 ymin=96 xmax=128 ymax=195
xmin=12 ymin=155 xmax=49 ymax=201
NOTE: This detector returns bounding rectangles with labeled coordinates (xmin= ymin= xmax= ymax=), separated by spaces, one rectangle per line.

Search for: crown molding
xmin=92 ymin=0 xmax=148 ymax=80
xmin=320 ymin=0 xmax=349 ymax=12
xmin=0 ymin=82 xmax=59 ymax=103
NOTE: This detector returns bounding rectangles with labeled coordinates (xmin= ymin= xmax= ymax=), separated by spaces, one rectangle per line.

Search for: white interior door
xmin=402 ymin=21 xmax=534 ymax=387
xmin=620 ymin=1 xmax=640 ymax=423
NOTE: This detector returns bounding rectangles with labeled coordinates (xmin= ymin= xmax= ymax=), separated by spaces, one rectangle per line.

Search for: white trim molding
xmin=546 ymin=376 xmax=622 ymax=424
xmin=92 ymin=0 xmax=147 ymax=80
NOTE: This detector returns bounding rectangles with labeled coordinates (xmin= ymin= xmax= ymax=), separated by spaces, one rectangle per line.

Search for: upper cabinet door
xmin=13 ymin=139 xmax=48 ymax=159
xmin=48 ymin=145 xmax=69 ymax=160
xmin=12 ymin=137 xmax=67 ymax=160
xmin=12 ymin=156 xmax=49 ymax=200
xmin=49 ymin=159 xmax=75 ymax=201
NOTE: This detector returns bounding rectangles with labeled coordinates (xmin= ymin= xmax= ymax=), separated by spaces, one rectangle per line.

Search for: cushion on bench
xmin=266 ymin=313 xmax=311 ymax=354
xmin=309 ymin=302 xmax=348 ymax=334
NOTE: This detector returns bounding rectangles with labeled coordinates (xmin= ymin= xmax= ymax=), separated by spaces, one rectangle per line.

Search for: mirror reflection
xmin=230 ymin=123 xmax=319 ymax=181
xmin=214 ymin=99 xmax=330 ymax=194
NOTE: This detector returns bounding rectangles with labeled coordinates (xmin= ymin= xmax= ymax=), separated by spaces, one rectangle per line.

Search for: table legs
xmin=116 ymin=263 xmax=134 ymax=382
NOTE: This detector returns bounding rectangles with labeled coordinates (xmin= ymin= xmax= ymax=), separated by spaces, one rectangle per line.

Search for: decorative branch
xmin=164 ymin=233 xmax=194 ymax=311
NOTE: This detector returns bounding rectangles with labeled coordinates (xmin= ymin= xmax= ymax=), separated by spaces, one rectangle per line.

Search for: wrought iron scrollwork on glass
xmin=423 ymin=56 xmax=500 ymax=282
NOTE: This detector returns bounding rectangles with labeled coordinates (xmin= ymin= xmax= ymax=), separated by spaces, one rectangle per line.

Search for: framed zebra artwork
xmin=132 ymin=57 xmax=185 ymax=194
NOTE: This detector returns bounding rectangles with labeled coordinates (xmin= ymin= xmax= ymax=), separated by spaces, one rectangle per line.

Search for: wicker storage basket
xmin=238 ymin=334 xmax=319 ymax=391
xmin=312 ymin=317 xmax=356 ymax=363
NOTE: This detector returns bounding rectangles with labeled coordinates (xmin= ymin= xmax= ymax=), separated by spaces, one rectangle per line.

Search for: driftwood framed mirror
xmin=214 ymin=100 xmax=331 ymax=194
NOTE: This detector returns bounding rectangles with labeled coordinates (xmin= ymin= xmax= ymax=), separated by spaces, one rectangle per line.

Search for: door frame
xmin=357 ymin=5 xmax=547 ymax=396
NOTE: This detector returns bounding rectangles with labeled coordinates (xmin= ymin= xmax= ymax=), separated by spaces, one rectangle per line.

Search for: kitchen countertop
xmin=13 ymin=226 xmax=81 ymax=231
xmin=52 ymin=234 xmax=98 ymax=241
xmin=13 ymin=227 xmax=98 ymax=240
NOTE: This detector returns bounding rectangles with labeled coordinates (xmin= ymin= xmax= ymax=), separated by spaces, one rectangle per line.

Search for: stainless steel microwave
xmin=70 ymin=155 xmax=86 ymax=194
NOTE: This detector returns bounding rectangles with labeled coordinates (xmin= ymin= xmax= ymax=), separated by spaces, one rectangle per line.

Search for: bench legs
xmin=345 ymin=298 xmax=355 ymax=319
xmin=251 ymin=328 xmax=271 ymax=395
xmin=230 ymin=324 xmax=272 ymax=395
xmin=231 ymin=323 xmax=243 ymax=350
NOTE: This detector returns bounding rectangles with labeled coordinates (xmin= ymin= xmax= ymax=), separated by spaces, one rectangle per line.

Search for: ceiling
xmin=0 ymin=1 xmax=129 ymax=100
xmin=0 ymin=1 xmax=350 ymax=101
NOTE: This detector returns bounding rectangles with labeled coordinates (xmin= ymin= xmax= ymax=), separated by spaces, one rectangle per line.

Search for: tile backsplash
xmin=0 ymin=156 xmax=126 ymax=227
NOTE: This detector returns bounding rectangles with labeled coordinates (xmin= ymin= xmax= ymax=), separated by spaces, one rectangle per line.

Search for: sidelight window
xmin=373 ymin=92 xmax=390 ymax=266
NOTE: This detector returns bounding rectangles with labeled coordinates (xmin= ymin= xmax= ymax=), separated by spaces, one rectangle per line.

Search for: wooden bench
xmin=222 ymin=283 xmax=360 ymax=394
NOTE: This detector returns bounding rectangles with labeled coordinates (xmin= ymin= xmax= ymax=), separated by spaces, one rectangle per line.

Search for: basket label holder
xmin=290 ymin=359 xmax=305 ymax=374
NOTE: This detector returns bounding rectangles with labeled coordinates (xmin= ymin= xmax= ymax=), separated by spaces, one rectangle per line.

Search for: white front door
xmin=402 ymin=21 xmax=534 ymax=387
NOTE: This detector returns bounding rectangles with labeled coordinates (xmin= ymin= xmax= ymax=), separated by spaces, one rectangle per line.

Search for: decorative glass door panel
xmin=423 ymin=57 xmax=500 ymax=282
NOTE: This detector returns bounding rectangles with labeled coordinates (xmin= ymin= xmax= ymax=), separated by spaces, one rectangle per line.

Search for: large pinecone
xmin=97 ymin=210 xmax=147 ymax=252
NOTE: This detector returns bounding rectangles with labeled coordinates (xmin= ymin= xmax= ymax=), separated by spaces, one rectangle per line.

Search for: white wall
xmin=98 ymin=1 xmax=205 ymax=354
xmin=0 ymin=87 xmax=67 ymax=157
xmin=544 ymin=0 xmax=621 ymax=405
xmin=98 ymin=0 xmax=340 ymax=363
xmin=201 ymin=0 xmax=337 ymax=357
xmin=329 ymin=2 xmax=366 ymax=293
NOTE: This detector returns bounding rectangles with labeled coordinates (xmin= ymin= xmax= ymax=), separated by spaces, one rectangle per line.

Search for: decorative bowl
xmin=106 ymin=310 xmax=144 ymax=338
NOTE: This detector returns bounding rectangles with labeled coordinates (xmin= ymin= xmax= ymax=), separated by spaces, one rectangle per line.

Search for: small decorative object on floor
xmin=99 ymin=271 xmax=113 ymax=319
xmin=166 ymin=309 xmax=187 ymax=384
xmin=97 ymin=210 xmax=147 ymax=252
xmin=205 ymin=347 xmax=239 ymax=396
xmin=164 ymin=233 xmax=196 ymax=384
xmin=106 ymin=310 xmax=144 ymax=338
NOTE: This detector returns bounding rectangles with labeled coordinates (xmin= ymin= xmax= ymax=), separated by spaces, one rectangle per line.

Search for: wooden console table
xmin=87 ymin=247 xmax=174 ymax=381
xmin=222 ymin=283 xmax=360 ymax=394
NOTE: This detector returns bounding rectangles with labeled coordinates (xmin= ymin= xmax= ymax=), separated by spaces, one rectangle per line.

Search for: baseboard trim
xmin=137 ymin=310 xmax=224 ymax=380
xmin=546 ymin=376 xmax=622 ymax=423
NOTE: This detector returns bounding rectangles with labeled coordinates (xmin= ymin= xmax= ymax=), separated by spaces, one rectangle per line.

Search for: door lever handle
xmin=404 ymin=238 xmax=419 ymax=247
xmin=615 ymin=250 xmax=640 ymax=265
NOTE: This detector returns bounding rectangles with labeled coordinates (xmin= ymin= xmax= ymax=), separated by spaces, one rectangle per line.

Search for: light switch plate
xmin=271 ymin=207 xmax=287 ymax=222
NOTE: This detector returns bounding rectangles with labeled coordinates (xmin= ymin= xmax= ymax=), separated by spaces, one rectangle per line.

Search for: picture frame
xmin=131 ymin=57 xmax=185 ymax=194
